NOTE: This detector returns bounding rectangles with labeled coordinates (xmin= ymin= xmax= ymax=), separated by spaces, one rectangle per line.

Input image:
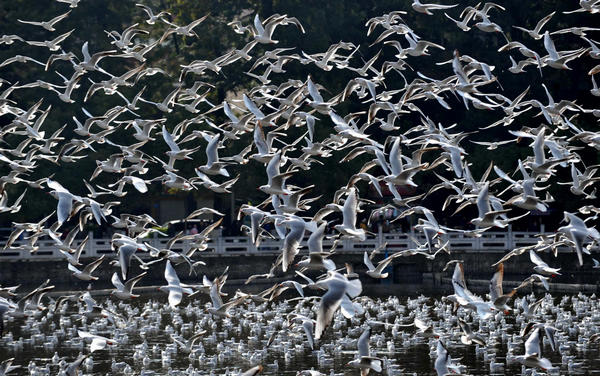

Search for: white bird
xmin=78 ymin=330 xmax=116 ymax=352
xmin=296 ymin=252 xmax=336 ymax=272
xmin=314 ymin=271 xmax=362 ymax=340
xmin=458 ymin=318 xmax=486 ymax=345
xmin=252 ymin=13 xmax=305 ymax=44
xmin=513 ymin=11 xmax=555 ymax=40
xmin=529 ymin=249 xmax=561 ymax=276
xmin=68 ymin=255 xmax=105 ymax=281
xmin=170 ymin=331 xmax=207 ymax=353
xmin=363 ymin=251 xmax=394 ymax=279
xmin=542 ymin=31 xmax=586 ymax=70
xmin=18 ymin=10 xmax=72 ymax=31
xmin=196 ymin=132 xmax=230 ymax=177
xmin=335 ymin=188 xmax=367 ymax=241
xmin=111 ymin=271 xmax=146 ymax=300
xmin=279 ymin=216 xmax=306 ymax=272
xmin=117 ymin=243 xmax=143 ymax=281
xmin=135 ymin=3 xmax=171 ymax=25
xmin=514 ymin=328 xmax=553 ymax=370
xmin=558 ymin=212 xmax=600 ymax=266
xmin=239 ymin=365 xmax=264 ymax=376
xmin=288 ymin=314 xmax=316 ymax=349
xmin=160 ymin=260 xmax=192 ymax=308
xmin=411 ymin=0 xmax=457 ymax=15
xmin=347 ymin=327 xmax=383 ymax=376
xmin=207 ymin=277 xmax=241 ymax=317
xmin=65 ymin=354 xmax=87 ymax=376
xmin=470 ymin=183 xmax=510 ymax=228
xmin=259 ymin=152 xmax=292 ymax=196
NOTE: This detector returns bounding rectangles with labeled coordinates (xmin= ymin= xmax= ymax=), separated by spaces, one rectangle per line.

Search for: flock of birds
xmin=1 ymin=0 xmax=600 ymax=374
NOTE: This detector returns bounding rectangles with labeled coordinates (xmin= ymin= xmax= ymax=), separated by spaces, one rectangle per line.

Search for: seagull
xmin=314 ymin=271 xmax=362 ymax=340
xmin=117 ymin=243 xmax=144 ymax=281
xmin=296 ymin=252 xmax=336 ymax=272
xmin=542 ymin=31 xmax=587 ymax=70
xmin=196 ymin=132 xmax=230 ymax=177
xmin=383 ymin=136 xmax=428 ymax=187
xmin=111 ymin=271 xmax=146 ymax=300
xmin=489 ymin=263 xmax=518 ymax=313
xmin=239 ymin=365 xmax=264 ymax=376
xmin=252 ymin=13 xmax=305 ymax=44
xmin=160 ymin=260 xmax=192 ymax=308
xmin=347 ymin=327 xmax=383 ymax=376
xmin=458 ymin=318 xmax=486 ymax=345
xmin=520 ymin=322 xmax=559 ymax=352
xmin=135 ymin=3 xmax=171 ymax=25
xmin=65 ymin=354 xmax=87 ymax=376
xmin=513 ymin=11 xmax=555 ymax=40
xmin=288 ymin=314 xmax=316 ymax=349
xmin=259 ymin=152 xmax=293 ymax=196
xmin=207 ymin=277 xmax=242 ymax=317
xmin=434 ymin=340 xmax=461 ymax=375
xmin=279 ymin=216 xmax=306 ymax=272
xmin=170 ymin=331 xmax=207 ymax=353
xmin=18 ymin=10 xmax=72 ymax=31
xmin=78 ymin=330 xmax=116 ymax=352
xmin=529 ymin=249 xmax=561 ymax=276
xmin=557 ymin=212 xmax=600 ymax=266
xmin=160 ymin=14 xmax=209 ymax=41
xmin=363 ymin=251 xmax=394 ymax=279
xmin=514 ymin=327 xmax=553 ymax=371
xmin=0 ymin=358 xmax=20 ymax=375
xmin=68 ymin=255 xmax=105 ymax=281
xmin=26 ymin=29 xmax=75 ymax=51
xmin=470 ymin=183 xmax=510 ymax=228
xmin=411 ymin=0 xmax=457 ymax=15
xmin=334 ymin=188 xmax=367 ymax=241
xmin=161 ymin=124 xmax=200 ymax=169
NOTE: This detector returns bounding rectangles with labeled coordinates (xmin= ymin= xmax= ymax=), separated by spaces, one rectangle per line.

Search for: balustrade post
xmin=87 ymin=231 xmax=94 ymax=257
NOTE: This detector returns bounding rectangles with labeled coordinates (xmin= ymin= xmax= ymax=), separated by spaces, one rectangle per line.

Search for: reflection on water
xmin=1 ymin=292 xmax=600 ymax=375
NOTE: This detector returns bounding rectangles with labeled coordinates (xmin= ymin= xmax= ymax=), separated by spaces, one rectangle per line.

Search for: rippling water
xmin=2 ymin=292 xmax=600 ymax=375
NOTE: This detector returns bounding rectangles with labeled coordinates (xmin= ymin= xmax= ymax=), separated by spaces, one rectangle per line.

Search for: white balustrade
xmin=0 ymin=230 xmax=586 ymax=261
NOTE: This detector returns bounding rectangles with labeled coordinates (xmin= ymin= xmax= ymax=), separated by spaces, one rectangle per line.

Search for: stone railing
xmin=0 ymin=228 xmax=581 ymax=261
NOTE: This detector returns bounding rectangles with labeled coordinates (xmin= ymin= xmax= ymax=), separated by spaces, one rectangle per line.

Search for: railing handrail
xmin=0 ymin=230 xmax=591 ymax=261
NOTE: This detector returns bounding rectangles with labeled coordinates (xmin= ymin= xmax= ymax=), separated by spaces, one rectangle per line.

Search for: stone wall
xmin=1 ymin=249 xmax=598 ymax=295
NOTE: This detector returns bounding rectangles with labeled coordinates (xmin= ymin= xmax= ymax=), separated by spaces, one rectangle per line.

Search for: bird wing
xmin=129 ymin=177 xmax=148 ymax=193
xmin=83 ymin=255 xmax=104 ymax=274
xmin=315 ymin=280 xmax=345 ymax=339
xmin=529 ymin=249 xmax=546 ymax=267
xmin=543 ymin=31 xmax=560 ymax=61
xmin=164 ymin=260 xmax=180 ymax=285
xmin=307 ymin=222 xmax=326 ymax=254
xmin=111 ymin=272 xmax=125 ymax=291
xmin=124 ymin=272 xmax=147 ymax=291
xmin=243 ymin=94 xmax=265 ymax=119
xmin=342 ymin=188 xmax=359 ymax=228
xmin=205 ymin=133 xmax=220 ymax=166
xmin=489 ymin=263 xmax=504 ymax=302
xmin=524 ymin=327 xmax=542 ymax=356
xmin=168 ymin=285 xmax=183 ymax=308
xmin=57 ymin=192 xmax=74 ymax=224
xmin=363 ymin=251 xmax=376 ymax=271
xmin=307 ymin=76 xmax=324 ymax=103
xmin=357 ymin=327 xmax=371 ymax=357
xmin=162 ymin=124 xmax=180 ymax=152
xmin=476 ymin=183 xmax=491 ymax=218
xmin=209 ymin=281 xmax=223 ymax=309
